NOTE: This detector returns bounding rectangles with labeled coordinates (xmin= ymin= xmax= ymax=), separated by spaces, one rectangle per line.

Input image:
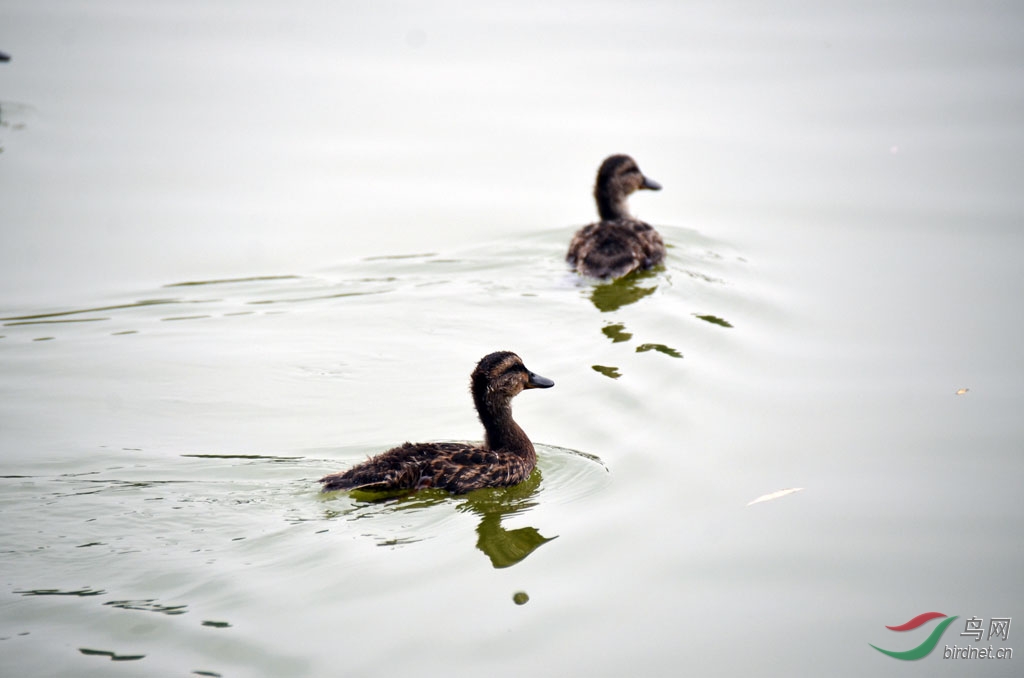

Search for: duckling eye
xmin=500 ymin=365 xmax=529 ymax=380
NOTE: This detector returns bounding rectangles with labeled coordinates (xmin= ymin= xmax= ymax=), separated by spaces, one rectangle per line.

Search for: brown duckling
xmin=320 ymin=351 xmax=554 ymax=495
xmin=567 ymin=154 xmax=665 ymax=279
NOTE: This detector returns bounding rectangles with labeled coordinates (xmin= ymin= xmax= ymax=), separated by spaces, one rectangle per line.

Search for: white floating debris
xmin=747 ymin=487 xmax=804 ymax=506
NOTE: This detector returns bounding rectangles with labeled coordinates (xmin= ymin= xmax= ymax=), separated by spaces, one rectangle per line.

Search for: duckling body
xmin=567 ymin=154 xmax=665 ymax=279
xmin=320 ymin=351 xmax=554 ymax=495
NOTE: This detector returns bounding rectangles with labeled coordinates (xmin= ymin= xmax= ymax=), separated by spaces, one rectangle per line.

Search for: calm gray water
xmin=2 ymin=1 xmax=1022 ymax=676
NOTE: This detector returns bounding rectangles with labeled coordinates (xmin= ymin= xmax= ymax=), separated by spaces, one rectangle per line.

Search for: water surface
xmin=2 ymin=2 xmax=1022 ymax=676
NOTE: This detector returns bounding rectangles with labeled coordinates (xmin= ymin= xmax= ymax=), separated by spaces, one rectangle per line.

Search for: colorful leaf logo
xmin=870 ymin=612 xmax=958 ymax=660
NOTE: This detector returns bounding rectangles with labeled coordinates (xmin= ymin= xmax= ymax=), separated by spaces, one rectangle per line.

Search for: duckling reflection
xmin=587 ymin=267 xmax=660 ymax=312
xmin=459 ymin=468 xmax=555 ymax=568
xmin=568 ymin=154 xmax=665 ymax=279
xmin=331 ymin=468 xmax=555 ymax=569
xmin=601 ymin=323 xmax=632 ymax=343
xmin=320 ymin=351 xmax=553 ymax=494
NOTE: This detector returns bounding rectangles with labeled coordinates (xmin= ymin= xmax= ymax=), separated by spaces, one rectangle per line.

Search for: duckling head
xmin=472 ymin=351 xmax=554 ymax=414
xmin=594 ymin=154 xmax=661 ymax=221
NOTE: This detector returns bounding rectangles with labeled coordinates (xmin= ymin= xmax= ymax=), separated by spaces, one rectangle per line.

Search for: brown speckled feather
xmin=567 ymin=154 xmax=665 ymax=279
xmin=319 ymin=352 xmax=553 ymax=495
xmin=320 ymin=442 xmax=534 ymax=494
xmin=567 ymin=219 xmax=665 ymax=279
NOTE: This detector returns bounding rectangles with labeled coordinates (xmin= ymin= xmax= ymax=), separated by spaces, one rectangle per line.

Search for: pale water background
xmin=1 ymin=1 xmax=1022 ymax=676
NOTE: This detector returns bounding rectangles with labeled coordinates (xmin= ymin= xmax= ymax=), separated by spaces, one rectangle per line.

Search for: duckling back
xmin=568 ymin=219 xmax=665 ymax=279
xmin=319 ymin=441 xmax=535 ymax=494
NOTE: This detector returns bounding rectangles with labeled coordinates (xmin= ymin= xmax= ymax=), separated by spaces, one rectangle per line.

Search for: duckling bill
xmin=320 ymin=351 xmax=553 ymax=495
xmin=567 ymin=154 xmax=666 ymax=279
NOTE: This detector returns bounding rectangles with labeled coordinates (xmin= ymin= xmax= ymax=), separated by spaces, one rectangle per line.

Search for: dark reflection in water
xmin=78 ymin=648 xmax=146 ymax=662
xmin=457 ymin=470 xmax=556 ymax=569
xmin=635 ymin=343 xmax=683 ymax=358
xmin=601 ymin=323 xmax=633 ymax=343
xmin=3 ymin=317 xmax=108 ymax=327
xmin=591 ymin=365 xmax=622 ymax=379
xmin=0 ymin=298 xmax=180 ymax=324
xmin=16 ymin=587 xmax=106 ymax=597
xmin=587 ymin=269 xmax=660 ymax=312
xmin=694 ymin=314 xmax=733 ymax=328
xmin=340 ymin=469 xmax=556 ymax=569
xmin=104 ymin=599 xmax=187 ymax=615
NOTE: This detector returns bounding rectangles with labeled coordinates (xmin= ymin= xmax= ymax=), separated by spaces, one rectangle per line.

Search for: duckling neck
xmin=595 ymin=185 xmax=630 ymax=221
xmin=476 ymin=399 xmax=536 ymax=459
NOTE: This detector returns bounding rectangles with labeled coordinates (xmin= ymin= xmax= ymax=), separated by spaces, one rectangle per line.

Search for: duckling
xmin=320 ymin=351 xmax=554 ymax=495
xmin=567 ymin=154 xmax=665 ymax=279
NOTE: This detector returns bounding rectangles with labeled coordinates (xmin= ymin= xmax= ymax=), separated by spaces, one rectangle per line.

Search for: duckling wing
xmin=421 ymin=445 xmax=516 ymax=493
xmin=566 ymin=223 xmax=599 ymax=266
xmin=632 ymin=221 xmax=666 ymax=267
xmin=319 ymin=442 xmax=495 ymax=493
